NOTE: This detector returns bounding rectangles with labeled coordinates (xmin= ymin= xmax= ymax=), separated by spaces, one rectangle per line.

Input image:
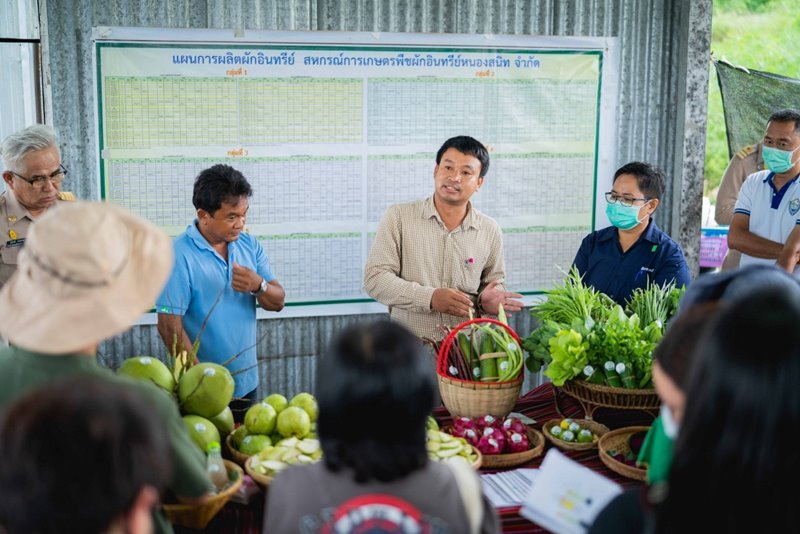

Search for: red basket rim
xmin=436 ymin=317 xmax=522 ymax=384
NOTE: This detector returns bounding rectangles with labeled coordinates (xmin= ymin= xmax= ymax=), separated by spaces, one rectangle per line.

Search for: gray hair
xmin=1 ymin=124 xmax=59 ymax=172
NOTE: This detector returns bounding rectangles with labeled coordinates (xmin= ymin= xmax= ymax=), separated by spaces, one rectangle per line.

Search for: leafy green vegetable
xmin=530 ymin=266 xmax=614 ymax=325
xmin=543 ymin=329 xmax=590 ymax=386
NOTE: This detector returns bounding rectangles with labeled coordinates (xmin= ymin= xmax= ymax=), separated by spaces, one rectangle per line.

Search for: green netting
xmin=713 ymin=59 xmax=800 ymax=159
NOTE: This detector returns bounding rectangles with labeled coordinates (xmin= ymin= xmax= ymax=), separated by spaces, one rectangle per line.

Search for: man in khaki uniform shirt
xmin=1 ymin=124 xmax=75 ymax=289
xmin=364 ymin=136 xmax=523 ymax=342
xmin=715 ymin=142 xmax=763 ymax=270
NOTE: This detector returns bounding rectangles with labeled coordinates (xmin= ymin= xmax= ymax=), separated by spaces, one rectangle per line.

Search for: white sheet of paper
xmin=481 ymin=468 xmax=539 ymax=507
xmin=519 ymin=448 xmax=622 ymax=534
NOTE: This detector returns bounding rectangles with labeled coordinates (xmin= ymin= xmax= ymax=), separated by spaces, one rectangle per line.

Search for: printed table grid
xmin=264 ymin=235 xmax=363 ymax=299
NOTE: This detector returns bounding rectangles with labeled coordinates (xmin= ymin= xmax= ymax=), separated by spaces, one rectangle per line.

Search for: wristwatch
xmin=251 ymin=278 xmax=268 ymax=296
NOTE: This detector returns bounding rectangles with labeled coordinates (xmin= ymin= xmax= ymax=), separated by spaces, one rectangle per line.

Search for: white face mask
xmin=660 ymin=404 xmax=679 ymax=439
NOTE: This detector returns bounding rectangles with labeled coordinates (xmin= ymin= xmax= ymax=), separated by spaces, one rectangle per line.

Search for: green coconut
xmin=117 ymin=356 xmax=175 ymax=394
xmin=208 ymin=406 xmax=235 ymax=436
xmin=177 ymin=363 xmax=234 ymax=418
xmin=182 ymin=414 xmax=221 ymax=453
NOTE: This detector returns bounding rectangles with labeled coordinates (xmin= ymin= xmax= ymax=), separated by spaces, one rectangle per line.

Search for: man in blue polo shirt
xmin=573 ymin=161 xmax=691 ymax=305
xmin=730 ymin=109 xmax=800 ymax=277
xmin=157 ymin=164 xmax=285 ymax=421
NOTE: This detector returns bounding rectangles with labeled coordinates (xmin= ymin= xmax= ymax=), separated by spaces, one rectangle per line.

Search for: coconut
xmin=208 ymin=406 xmax=235 ymax=436
xmin=177 ymin=362 xmax=234 ymax=418
xmin=117 ymin=356 xmax=175 ymax=394
xmin=182 ymin=414 xmax=221 ymax=453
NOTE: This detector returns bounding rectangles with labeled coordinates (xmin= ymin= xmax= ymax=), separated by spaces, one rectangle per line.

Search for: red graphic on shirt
xmin=322 ymin=494 xmax=430 ymax=534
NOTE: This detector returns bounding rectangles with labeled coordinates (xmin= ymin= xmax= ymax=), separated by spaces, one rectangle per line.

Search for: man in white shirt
xmin=728 ymin=109 xmax=800 ymax=276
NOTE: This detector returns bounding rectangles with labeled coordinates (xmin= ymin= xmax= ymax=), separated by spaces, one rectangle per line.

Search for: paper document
xmin=481 ymin=469 xmax=539 ymax=507
xmin=519 ymin=448 xmax=622 ymax=534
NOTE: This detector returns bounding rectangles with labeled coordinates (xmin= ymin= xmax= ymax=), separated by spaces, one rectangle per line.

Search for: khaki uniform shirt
xmin=715 ymin=143 xmax=763 ymax=270
xmin=0 ymin=189 xmax=75 ymax=288
xmin=364 ymin=197 xmax=506 ymax=341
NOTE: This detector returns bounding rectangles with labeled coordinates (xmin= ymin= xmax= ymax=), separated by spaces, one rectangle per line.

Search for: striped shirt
xmin=364 ymin=196 xmax=506 ymax=341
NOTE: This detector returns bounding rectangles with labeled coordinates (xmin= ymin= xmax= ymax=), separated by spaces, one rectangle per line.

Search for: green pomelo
xmin=231 ymin=425 xmax=250 ymax=448
xmin=118 ymin=356 xmax=175 ymax=394
xmin=239 ymin=434 xmax=272 ymax=456
xmin=208 ymin=406 xmax=235 ymax=436
xmin=263 ymin=393 xmax=289 ymax=414
xmin=177 ymin=363 xmax=234 ymax=418
xmin=244 ymin=402 xmax=278 ymax=435
xmin=289 ymin=392 xmax=318 ymax=423
xmin=277 ymin=406 xmax=312 ymax=438
xmin=182 ymin=414 xmax=221 ymax=453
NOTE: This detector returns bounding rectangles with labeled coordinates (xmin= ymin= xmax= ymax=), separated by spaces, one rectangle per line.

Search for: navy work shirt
xmin=572 ymin=219 xmax=691 ymax=305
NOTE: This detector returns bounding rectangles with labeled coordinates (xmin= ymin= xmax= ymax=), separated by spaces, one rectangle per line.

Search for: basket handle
xmin=436 ymin=318 xmax=522 ymax=377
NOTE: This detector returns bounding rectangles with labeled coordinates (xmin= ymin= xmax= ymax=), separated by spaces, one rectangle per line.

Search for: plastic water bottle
xmin=206 ymin=441 xmax=228 ymax=493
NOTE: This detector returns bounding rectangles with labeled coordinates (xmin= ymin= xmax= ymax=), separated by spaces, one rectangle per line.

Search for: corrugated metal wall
xmin=43 ymin=0 xmax=711 ymax=398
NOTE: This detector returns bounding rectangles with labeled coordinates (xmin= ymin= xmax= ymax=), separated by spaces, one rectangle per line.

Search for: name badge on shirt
xmin=4 ymin=238 xmax=25 ymax=248
xmin=634 ymin=266 xmax=655 ymax=282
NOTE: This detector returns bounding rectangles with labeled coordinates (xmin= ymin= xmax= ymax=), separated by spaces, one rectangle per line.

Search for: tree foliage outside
xmin=705 ymin=0 xmax=800 ymax=200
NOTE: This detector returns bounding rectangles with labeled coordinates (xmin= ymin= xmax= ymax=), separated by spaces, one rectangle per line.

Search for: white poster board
xmin=93 ymin=28 xmax=618 ymax=318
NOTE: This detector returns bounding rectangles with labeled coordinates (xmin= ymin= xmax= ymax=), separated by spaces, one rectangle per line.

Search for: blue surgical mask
xmin=762 ymin=145 xmax=800 ymax=174
xmin=660 ymin=404 xmax=679 ymax=439
xmin=606 ymin=202 xmax=645 ymax=230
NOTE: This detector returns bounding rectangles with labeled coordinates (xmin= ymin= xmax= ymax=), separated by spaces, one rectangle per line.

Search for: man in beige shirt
xmin=1 ymin=124 xmax=76 ymax=288
xmin=715 ymin=142 xmax=763 ymax=270
xmin=364 ymin=135 xmax=523 ymax=341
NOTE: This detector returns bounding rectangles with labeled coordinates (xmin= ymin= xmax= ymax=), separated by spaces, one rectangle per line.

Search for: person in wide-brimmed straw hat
xmin=0 ymin=200 xmax=172 ymax=352
xmin=0 ymin=201 xmax=212 ymax=534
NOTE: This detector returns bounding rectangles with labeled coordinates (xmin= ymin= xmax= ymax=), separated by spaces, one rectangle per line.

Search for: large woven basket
xmin=163 ymin=459 xmax=243 ymax=529
xmin=598 ymin=426 xmax=649 ymax=481
xmin=436 ymin=318 xmax=524 ymax=418
xmin=561 ymin=379 xmax=660 ymax=419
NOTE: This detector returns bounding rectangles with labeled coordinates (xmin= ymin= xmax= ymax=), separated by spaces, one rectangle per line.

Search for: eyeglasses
xmin=605 ymin=191 xmax=650 ymax=207
xmin=10 ymin=164 xmax=67 ymax=190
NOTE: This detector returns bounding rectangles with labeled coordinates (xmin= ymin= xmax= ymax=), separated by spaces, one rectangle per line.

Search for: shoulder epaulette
xmin=57 ymin=191 xmax=76 ymax=201
xmin=735 ymin=144 xmax=757 ymax=159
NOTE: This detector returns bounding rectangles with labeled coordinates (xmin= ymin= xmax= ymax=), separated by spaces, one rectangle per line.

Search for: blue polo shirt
xmin=156 ymin=221 xmax=275 ymax=397
xmin=572 ymin=219 xmax=691 ymax=305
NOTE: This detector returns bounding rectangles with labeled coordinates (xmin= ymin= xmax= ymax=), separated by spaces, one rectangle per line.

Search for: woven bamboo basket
xmin=436 ymin=318 xmax=524 ymax=418
xmin=163 ymin=460 xmax=243 ymax=529
xmin=561 ymin=379 xmax=660 ymax=419
xmin=245 ymin=455 xmax=275 ymax=489
xmin=225 ymin=434 xmax=253 ymax=467
xmin=598 ymin=426 xmax=649 ymax=481
xmin=480 ymin=426 xmax=545 ymax=469
xmin=542 ymin=418 xmax=609 ymax=451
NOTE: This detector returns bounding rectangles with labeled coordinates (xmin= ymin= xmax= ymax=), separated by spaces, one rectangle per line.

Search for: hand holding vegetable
xmin=431 ymin=288 xmax=475 ymax=317
xmin=479 ymin=279 xmax=524 ymax=315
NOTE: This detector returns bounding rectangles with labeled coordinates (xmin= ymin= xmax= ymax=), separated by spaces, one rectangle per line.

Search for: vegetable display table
xmin=186 ymin=382 xmax=653 ymax=534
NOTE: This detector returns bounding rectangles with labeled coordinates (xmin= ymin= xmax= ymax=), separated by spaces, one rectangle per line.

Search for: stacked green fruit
xmin=118 ymin=356 xmax=236 ymax=454
xmin=230 ymin=391 xmax=319 ymax=458
xmin=248 ymin=437 xmax=323 ymax=478
xmin=426 ymin=429 xmax=479 ymax=466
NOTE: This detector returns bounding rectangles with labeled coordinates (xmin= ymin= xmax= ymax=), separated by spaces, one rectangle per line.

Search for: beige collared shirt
xmin=0 ymin=190 xmax=75 ymax=288
xmin=364 ymin=196 xmax=506 ymax=341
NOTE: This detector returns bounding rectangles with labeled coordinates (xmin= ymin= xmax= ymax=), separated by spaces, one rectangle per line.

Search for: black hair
xmin=613 ymin=161 xmax=665 ymax=200
xmin=655 ymin=288 xmax=800 ymax=533
xmin=316 ymin=320 xmax=437 ymax=483
xmin=0 ymin=377 xmax=170 ymax=533
xmin=192 ymin=164 xmax=253 ymax=214
xmin=435 ymin=136 xmax=490 ymax=177
xmin=653 ymin=302 xmax=719 ymax=390
xmin=768 ymin=108 xmax=800 ymax=134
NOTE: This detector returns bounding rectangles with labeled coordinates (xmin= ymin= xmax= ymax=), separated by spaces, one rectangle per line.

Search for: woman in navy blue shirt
xmin=573 ymin=162 xmax=691 ymax=305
